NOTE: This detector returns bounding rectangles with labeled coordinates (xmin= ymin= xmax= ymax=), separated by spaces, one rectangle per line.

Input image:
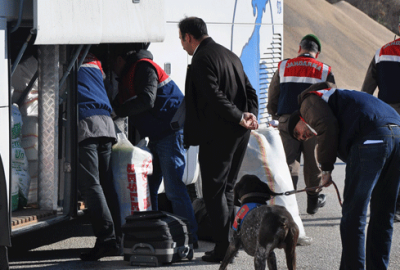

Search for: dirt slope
xmin=284 ymin=0 xmax=395 ymax=90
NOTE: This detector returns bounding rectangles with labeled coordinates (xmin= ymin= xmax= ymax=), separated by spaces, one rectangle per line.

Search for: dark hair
xmin=108 ymin=43 xmax=149 ymax=60
xmin=299 ymin=39 xmax=319 ymax=54
xmin=178 ymin=17 xmax=208 ymax=40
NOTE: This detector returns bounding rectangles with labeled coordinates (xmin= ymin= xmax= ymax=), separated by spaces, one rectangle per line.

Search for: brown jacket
xmin=360 ymin=56 xmax=377 ymax=95
xmin=297 ymin=82 xmax=338 ymax=171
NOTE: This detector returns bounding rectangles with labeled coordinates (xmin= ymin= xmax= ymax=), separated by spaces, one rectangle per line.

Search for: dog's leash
xmin=278 ymin=180 xmax=343 ymax=207
xmin=239 ymin=181 xmax=343 ymax=207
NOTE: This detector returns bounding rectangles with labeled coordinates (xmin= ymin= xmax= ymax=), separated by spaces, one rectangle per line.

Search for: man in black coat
xmin=178 ymin=17 xmax=259 ymax=263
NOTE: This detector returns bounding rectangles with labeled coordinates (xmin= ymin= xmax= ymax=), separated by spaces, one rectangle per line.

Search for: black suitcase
xmin=122 ymin=211 xmax=194 ymax=266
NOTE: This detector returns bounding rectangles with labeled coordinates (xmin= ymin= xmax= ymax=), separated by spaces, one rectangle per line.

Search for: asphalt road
xmin=7 ymin=162 xmax=400 ymax=270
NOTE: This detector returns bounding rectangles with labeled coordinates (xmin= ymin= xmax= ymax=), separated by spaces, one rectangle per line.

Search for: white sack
xmin=11 ymin=105 xmax=22 ymax=143
xmin=11 ymin=105 xmax=31 ymax=208
xmin=238 ymin=127 xmax=306 ymax=238
xmin=21 ymin=116 xmax=39 ymax=161
xmin=11 ymin=141 xmax=29 ymax=171
xmin=12 ymin=167 xmax=31 ymax=208
xmin=11 ymin=169 xmax=19 ymax=211
xmin=112 ymin=133 xmax=153 ymax=226
xmin=11 ymin=56 xmax=39 ymax=116
xmin=28 ymin=176 xmax=38 ymax=204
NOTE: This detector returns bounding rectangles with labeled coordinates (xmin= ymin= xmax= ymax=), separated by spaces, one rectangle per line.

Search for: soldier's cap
xmin=301 ymin=34 xmax=321 ymax=52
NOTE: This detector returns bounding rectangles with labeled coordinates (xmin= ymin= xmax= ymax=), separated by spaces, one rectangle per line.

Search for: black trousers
xmin=0 ymin=246 xmax=8 ymax=270
xmin=199 ymin=129 xmax=250 ymax=256
xmin=78 ymin=137 xmax=121 ymax=245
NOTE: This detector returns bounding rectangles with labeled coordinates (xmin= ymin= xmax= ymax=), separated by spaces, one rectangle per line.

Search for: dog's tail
xmin=284 ymin=222 xmax=299 ymax=270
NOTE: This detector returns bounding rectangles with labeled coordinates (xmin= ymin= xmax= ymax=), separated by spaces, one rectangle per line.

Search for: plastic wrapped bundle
xmin=111 ymin=133 xmax=153 ymax=226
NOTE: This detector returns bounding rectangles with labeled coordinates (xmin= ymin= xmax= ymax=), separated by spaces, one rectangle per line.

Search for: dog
xmin=219 ymin=174 xmax=299 ymax=270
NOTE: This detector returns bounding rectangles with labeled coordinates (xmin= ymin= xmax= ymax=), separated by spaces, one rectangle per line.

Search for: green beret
xmin=301 ymin=34 xmax=321 ymax=52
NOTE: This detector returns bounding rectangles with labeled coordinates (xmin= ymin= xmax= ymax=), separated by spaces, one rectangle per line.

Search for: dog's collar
xmin=239 ymin=192 xmax=275 ymax=204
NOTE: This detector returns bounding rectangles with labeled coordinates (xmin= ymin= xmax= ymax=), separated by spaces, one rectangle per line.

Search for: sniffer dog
xmin=219 ymin=174 xmax=299 ymax=270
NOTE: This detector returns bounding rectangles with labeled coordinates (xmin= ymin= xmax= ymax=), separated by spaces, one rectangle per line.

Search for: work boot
xmin=297 ymin=235 xmax=312 ymax=246
xmin=80 ymin=239 xmax=122 ymax=261
xmin=202 ymin=250 xmax=235 ymax=264
xmin=307 ymin=194 xmax=326 ymax=215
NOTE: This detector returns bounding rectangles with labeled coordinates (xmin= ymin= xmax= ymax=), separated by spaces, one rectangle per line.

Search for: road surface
xmin=8 ymin=162 xmax=400 ymax=269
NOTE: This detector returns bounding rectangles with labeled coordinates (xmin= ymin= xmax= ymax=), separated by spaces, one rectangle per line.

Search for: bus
xmin=0 ymin=0 xmax=283 ymax=267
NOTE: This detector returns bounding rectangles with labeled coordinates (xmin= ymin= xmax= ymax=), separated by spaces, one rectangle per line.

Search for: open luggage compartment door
xmin=33 ymin=0 xmax=166 ymax=45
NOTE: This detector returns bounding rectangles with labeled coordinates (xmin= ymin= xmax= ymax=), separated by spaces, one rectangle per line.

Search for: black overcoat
xmin=184 ymin=37 xmax=258 ymax=147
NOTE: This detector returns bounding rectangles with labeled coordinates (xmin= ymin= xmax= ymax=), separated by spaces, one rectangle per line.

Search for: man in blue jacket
xmin=77 ymin=52 xmax=121 ymax=261
xmin=288 ymin=82 xmax=400 ymax=270
xmin=361 ymin=20 xmax=400 ymax=222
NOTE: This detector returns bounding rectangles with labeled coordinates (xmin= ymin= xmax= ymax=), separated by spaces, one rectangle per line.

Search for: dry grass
xmin=327 ymin=0 xmax=400 ymax=33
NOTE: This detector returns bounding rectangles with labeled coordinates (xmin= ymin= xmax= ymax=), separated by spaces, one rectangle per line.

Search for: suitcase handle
xmin=177 ymin=246 xmax=190 ymax=258
xmin=132 ymin=243 xmax=155 ymax=254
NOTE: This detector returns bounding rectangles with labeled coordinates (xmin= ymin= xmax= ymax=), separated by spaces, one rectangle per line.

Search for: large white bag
xmin=238 ymin=127 xmax=307 ymax=238
xmin=111 ymin=133 xmax=153 ymax=226
xmin=11 ymin=105 xmax=31 ymax=208
xmin=11 ymin=56 xmax=39 ymax=116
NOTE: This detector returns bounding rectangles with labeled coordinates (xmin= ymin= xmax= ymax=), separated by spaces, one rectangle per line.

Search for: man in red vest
xmin=110 ymin=45 xmax=198 ymax=247
xmin=361 ymin=19 xmax=400 ymax=222
xmin=268 ymin=34 xmax=335 ymax=216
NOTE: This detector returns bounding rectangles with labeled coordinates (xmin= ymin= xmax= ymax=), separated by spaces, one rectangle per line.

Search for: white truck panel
xmin=0 ymin=19 xmax=8 ymax=107
xmin=33 ymin=0 xmax=166 ymax=45
xmin=0 ymin=107 xmax=10 ymax=198
xmin=0 ymin=18 xmax=10 ymax=247
xmin=165 ymin=0 xmax=283 ymax=25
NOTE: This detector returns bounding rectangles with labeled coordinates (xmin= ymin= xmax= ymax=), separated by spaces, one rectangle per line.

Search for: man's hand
xmin=240 ymin=112 xmax=259 ymax=130
xmin=319 ymin=171 xmax=333 ymax=189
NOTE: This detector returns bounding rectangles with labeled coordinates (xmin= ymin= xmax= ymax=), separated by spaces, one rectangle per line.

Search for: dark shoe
xmin=205 ymin=248 xmax=239 ymax=257
xmin=0 ymin=246 xmax=9 ymax=270
xmin=80 ymin=241 xmax=122 ymax=261
xmin=307 ymin=194 xmax=326 ymax=215
xmin=297 ymin=235 xmax=312 ymax=246
xmin=318 ymin=194 xmax=326 ymax=208
xmin=394 ymin=212 xmax=400 ymax=223
xmin=193 ymin=242 xmax=199 ymax=249
xmin=202 ymin=250 xmax=234 ymax=263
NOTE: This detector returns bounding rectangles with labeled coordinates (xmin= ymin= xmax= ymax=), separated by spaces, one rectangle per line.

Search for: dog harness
xmin=232 ymin=203 xmax=263 ymax=231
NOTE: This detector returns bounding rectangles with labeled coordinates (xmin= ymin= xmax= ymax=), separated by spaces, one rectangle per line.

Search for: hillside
xmin=328 ymin=0 xmax=400 ymax=34
xmin=284 ymin=0 xmax=395 ymax=90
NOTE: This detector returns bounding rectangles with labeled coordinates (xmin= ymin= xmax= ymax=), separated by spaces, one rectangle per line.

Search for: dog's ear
xmin=260 ymin=181 xmax=281 ymax=197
